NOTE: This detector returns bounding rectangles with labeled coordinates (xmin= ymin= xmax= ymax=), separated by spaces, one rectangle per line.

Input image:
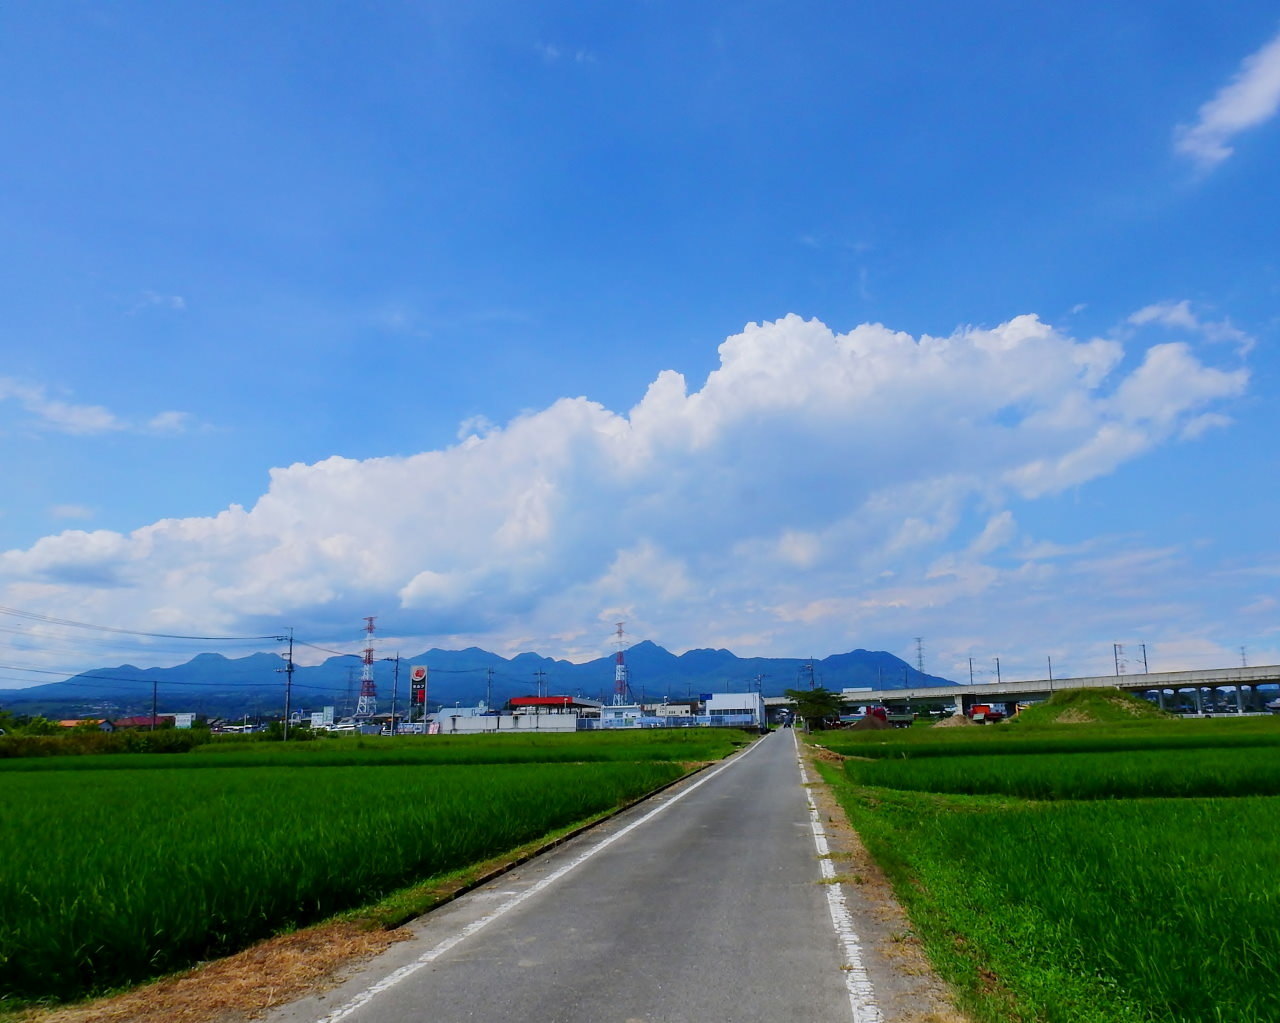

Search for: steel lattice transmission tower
xmin=613 ymin=622 xmax=629 ymax=705
xmin=355 ymin=616 xmax=379 ymax=718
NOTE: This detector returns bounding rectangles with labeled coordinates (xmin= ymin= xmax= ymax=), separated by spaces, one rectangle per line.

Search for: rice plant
xmin=0 ymin=758 xmax=686 ymax=1002
xmin=844 ymin=746 xmax=1280 ymax=799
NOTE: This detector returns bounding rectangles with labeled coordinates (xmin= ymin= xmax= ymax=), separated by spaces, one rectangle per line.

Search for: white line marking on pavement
xmin=312 ymin=736 xmax=767 ymax=1023
xmin=794 ymin=728 xmax=883 ymax=1023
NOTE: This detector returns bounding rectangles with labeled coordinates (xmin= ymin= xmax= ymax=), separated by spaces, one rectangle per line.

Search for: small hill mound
xmin=1014 ymin=686 xmax=1172 ymax=726
xmin=934 ymin=712 xmax=976 ymax=727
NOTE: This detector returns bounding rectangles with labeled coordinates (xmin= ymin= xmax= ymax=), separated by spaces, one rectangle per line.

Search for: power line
xmin=293 ymin=639 xmax=362 ymax=658
xmin=0 ymin=664 xmax=284 ymax=688
xmin=0 ymin=605 xmax=278 ymax=641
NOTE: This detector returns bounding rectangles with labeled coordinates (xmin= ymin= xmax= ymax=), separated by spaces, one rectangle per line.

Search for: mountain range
xmin=0 ymin=642 xmax=955 ymax=720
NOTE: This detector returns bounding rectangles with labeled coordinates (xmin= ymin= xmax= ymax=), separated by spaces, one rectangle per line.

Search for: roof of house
xmin=509 ymin=695 xmax=603 ymax=709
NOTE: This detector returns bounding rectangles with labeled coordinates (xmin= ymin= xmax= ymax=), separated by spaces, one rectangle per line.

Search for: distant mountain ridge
xmin=0 ymin=642 xmax=955 ymax=719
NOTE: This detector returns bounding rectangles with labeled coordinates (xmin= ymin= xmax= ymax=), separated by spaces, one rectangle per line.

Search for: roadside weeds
xmin=799 ymin=737 xmax=971 ymax=1023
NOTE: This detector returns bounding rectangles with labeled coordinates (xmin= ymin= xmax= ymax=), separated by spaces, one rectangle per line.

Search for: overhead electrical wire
xmin=293 ymin=639 xmax=362 ymax=658
xmin=0 ymin=605 xmax=280 ymax=642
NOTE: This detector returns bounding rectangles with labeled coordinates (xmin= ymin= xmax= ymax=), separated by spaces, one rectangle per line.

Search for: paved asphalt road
xmin=268 ymin=729 xmax=873 ymax=1023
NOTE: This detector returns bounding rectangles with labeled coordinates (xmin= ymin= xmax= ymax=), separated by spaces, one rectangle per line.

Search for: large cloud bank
xmin=1 ymin=314 xmax=1247 ymax=666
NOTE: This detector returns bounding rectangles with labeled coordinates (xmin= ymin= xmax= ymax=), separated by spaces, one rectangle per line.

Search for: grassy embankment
xmin=815 ymin=689 xmax=1280 ymax=1023
xmin=0 ymin=728 xmax=751 ymax=1008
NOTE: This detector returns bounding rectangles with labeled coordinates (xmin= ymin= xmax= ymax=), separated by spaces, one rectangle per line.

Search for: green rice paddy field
xmin=0 ymin=728 xmax=749 ymax=1006
xmin=817 ymin=706 xmax=1280 ymax=1023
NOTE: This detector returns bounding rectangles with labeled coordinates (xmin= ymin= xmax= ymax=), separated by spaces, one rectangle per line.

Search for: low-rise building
xmin=705 ymin=692 xmax=766 ymax=728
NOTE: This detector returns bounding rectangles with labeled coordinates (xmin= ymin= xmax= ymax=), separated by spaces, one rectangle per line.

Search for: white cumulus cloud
xmin=0 ymin=313 xmax=1250 ymax=666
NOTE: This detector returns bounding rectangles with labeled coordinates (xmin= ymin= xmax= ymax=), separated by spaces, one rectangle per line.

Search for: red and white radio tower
xmin=355 ymin=616 xmax=378 ymax=718
xmin=613 ymin=622 xmax=629 ymax=705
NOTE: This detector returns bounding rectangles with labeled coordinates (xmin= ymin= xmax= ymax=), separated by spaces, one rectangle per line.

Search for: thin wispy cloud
xmin=146 ymin=410 xmax=194 ymax=434
xmin=0 ymin=378 xmax=194 ymax=436
xmin=50 ymin=504 xmax=94 ymax=520
xmin=130 ymin=291 xmax=187 ymax=313
xmin=1129 ymin=299 xmax=1254 ymax=353
xmin=0 ymin=378 xmax=122 ymax=435
xmin=536 ymin=42 xmax=596 ymax=64
xmin=1175 ymin=29 xmax=1280 ymax=170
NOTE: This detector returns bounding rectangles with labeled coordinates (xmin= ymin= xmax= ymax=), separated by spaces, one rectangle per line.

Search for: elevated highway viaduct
xmin=848 ymin=664 xmax=1280 ymax=715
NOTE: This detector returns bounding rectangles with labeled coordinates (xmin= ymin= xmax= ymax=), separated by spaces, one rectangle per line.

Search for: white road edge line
xmin=312 ymin=735 xmax=768 ymax=1023
xmin=794 ymin=728 xmax=883 ymax=1023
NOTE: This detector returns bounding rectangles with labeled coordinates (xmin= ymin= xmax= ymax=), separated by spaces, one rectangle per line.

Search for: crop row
xmin=819 ymin=721 xmax=1280 ymax=760
xmin=0 ymin=728 xmax=750 ymax=772
xmin=843 ymin=745 xmax=1280 ymax=799
xmin=825 ymin=781 xmax=1280 ymax=1023
xmin=0 ymin=759 xmax=686 ymax=1002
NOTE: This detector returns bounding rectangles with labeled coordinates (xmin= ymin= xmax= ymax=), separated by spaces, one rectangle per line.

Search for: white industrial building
xmin=705 ymin=692 xmax=766 ymax=728
xmin=432 ymin=696 xmax=602 ymax=734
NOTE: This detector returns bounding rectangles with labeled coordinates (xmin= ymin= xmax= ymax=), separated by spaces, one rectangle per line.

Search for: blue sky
xmin=1 ymin=1 xmax=1277 ymax=685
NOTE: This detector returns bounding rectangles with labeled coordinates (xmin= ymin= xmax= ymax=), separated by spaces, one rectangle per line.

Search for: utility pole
xmin=151 ymin=679 xmax=158 ymax=731
xmin=486 ymin=666 xmax=494 ymax=710
xmin=534 ymin=668 xmax=547 ymax=698
xmin=385 ymin=653 xmax=401 ymax=736
xmin=1114 ymin=643 xmax=1123 ymax=677
xmin=1142 ymin=643 xmax=1149 ymax=673
xmin=276 ymin=628 xmax=295 ymax=740
xmin=969 ymin=657 xmax=974 ymax=685
xmin=613 ymin=623 xmax=630 ymax=705
xmin=1047 ymin=654 xmax=1054 ymax=691
xmin=995 ymin=657 xmax=1001 ymax=684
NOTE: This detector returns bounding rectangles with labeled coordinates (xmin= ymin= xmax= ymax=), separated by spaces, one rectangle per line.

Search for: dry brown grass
xmin=22 ymin=924 xmax=409 ymax=1023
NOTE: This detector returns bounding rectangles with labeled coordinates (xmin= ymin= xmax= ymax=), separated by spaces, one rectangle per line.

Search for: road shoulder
xmin=799 ymin=735 xmax=970 ymax=1023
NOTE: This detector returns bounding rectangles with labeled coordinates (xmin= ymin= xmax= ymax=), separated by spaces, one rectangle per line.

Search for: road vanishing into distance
xmin=268 ymin=730 xmax=882 ymax=1023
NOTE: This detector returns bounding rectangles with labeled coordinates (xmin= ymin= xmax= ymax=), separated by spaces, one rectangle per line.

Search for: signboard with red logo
xmin=410 ymin=665 xmax=428 ymax=705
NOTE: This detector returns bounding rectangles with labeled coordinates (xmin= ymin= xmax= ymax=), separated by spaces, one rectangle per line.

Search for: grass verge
xmin=817 ymin=757 xmax=1280 ymax=1022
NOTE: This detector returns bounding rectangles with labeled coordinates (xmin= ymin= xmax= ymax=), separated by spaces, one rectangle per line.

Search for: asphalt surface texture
xmin=266 ymin=730 xmax=874 ymax=1023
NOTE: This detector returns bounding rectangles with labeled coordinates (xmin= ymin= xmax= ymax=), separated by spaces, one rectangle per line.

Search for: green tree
xmin=783 ymin=687 xmax=843 ymax=730
xmin=17 ymin=716 xmax=62 ymax=736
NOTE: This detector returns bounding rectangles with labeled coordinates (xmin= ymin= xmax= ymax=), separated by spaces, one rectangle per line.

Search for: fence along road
xmin=267 ymin=729 xmax=878 ymax=1023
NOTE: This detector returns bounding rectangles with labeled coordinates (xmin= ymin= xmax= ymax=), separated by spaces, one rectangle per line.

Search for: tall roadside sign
xmin=410 ymin=665 xmax=428 ymax=725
